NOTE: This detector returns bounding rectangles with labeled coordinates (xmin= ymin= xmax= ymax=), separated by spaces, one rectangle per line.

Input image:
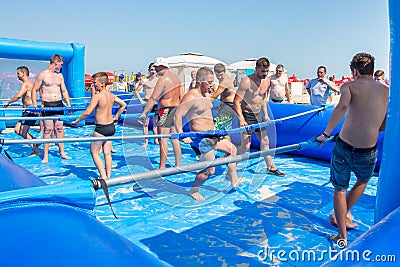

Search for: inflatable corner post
xmin=375 ymin=0 xmax=400 ymax=223
xmin=0 ymin=37 xmax=85 ymax=98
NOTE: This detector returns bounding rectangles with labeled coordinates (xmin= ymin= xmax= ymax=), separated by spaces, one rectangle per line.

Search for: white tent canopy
xmin=167 ymin=52 xmax=226 ymax=68
xmin=228 ymin=58 xmax=287 ymax=87
xmin=228 ymin=58 xmax=285 ymax=75
xmin=165 ymin=52 xmax=233 ymax=91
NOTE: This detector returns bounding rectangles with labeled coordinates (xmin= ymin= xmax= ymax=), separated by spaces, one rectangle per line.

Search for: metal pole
xmin=104 ymin=138 xmax=325 ymax=188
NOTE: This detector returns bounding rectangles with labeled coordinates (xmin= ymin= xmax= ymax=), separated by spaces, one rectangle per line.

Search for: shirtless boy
xmin=316 ymin=53 xmax=388 ymax=247
xmin=4 ymin=66 xmax=40 ymax=156
xmin=174 ymin=67 xmax=244 ymax=200
xmin=139 ymin=57 xmax=183 ymax=169
xmin=234 ymin=57 xmax=285 ymax=177
xmin=31 ymin=54 xmax=72 ymax=163
xmin=72 ymin=72 xmax=126 ymax=178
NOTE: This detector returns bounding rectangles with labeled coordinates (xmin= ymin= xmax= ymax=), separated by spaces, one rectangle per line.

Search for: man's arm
xmin=211 ymin=78 xmax=232 ymax=100
xmin=134 ymin=80 xmax=145 ymax=103
xmin=31 ymin=73 xmax=44 ymax=107
xmin=141 ymin=79 xmax=163 ymax=117
xmin=261 ymin=94 xmax=269 ymax=121
xmin=324 ymin=78 xmax=340 ymax=93
xmin=4 ymin=83 xmax=29 ymax=107
xmin=379 ymin=114 xmax=387 ymax=132
xmin=72 ymin=95 xmax=99 ymax=123
xmin=174 ymin=94 xmax=192 ymax=143
xmin=305 ymin=80 xmax=311 ymax=97
xmin=285 ymin=81 xmax=292 ymax=103
xmin=234 ymin=78 xmax=248 ymax=126
xmin=113 ymin=96 xmax=127 ymax=121
xmin=261 ymin=79 xmax=269 ymax=121
xmin=60 ymin=76 xmax=71 ymax=106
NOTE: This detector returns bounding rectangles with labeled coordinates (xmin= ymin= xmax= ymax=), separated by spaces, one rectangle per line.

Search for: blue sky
xmin=1 ymin=0 xmax=389 ymax=79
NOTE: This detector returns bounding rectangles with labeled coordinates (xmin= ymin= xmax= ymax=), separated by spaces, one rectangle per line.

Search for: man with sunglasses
xmin=306 ymin=66 xmax=340 ymax=106
xmin=267 ymin=64 xmax=292 ymax=103
xmin=174 ymin=67 xmax=244 ymax=200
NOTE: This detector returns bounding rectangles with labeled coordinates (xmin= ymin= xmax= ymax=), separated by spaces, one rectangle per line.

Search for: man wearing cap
xmin=139 ymin=57 xmax=183 ymax=169
xmin=117 ymin=74 xmax=127 ymax=92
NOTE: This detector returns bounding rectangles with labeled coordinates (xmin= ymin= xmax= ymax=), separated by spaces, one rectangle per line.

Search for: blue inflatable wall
xmin=375 ymin=0 xmax=400 ymax=223
xmin=0 ymin=37 xmax=85 ymax=98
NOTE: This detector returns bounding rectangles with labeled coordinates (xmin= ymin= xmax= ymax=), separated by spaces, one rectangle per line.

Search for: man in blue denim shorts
xmin=316 ymin=53 xmax=388 ymax=247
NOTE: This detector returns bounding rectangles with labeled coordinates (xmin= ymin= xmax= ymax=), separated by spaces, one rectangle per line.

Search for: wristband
xmin=322 ymin=132 xmax=330 ymax=138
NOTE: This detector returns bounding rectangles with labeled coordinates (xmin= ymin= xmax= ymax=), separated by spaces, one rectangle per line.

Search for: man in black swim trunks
xmin=72 ymin=72 xmax=126 ymax=179
xmin=174 ymin=67 xmax=244 ymax=201
xmin=32 ymin=54 xmax=72 ymax=163
xmin=234 ymin=57 xmax=285 ymax=177
xmin=4 ymin=66 xmax=40 ymax=156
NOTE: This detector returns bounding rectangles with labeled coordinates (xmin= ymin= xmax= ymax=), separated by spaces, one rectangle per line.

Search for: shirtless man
xmin=174 ymin=67 xmax=244 ymax=200
xmin=135 ymin=63 xmax=159 ymax=148
xmin=139 ymin=57 xmax=183 ymax=169
xmin=4 ymin=66 xmax=40 ymax=156
xmin=72 ymin=72 xmax=126 ymax=178
xmin=234 ymin=57 xmax=285 ymax=177
xmin=316 ymin=53 xmax=388 ymax=247
xmin=31 ymin=54 xmax=72 ymax=163
xmin=212 ymin=63 xmax=237 ymax=131
xmin=268 ymin=64 xmax=291 ymax=103
xmin=189 ymin=70 xmax=197 ymax=90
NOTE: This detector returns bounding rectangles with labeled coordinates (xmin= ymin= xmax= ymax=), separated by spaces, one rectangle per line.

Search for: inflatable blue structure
xmin=0 ymin=37 xmax=85 ymax=99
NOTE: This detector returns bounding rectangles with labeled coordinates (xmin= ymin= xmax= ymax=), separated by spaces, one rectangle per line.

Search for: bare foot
xmin=141 ymin=142 xmax=148 ymax=148
xmin=189 ymin=188 xmax=205 ymax=201
xmin=41 ymin=158 xmax=48 ymax=164
xmin=155 ymin=140 xmax=159 ymax=145
xmin=226 ymin=173 xmax=245 ymax=188
xmin=329 ymin=210 xmax=358 ymax=229
xmin=60 ymin=154 xmax=71 ymax=160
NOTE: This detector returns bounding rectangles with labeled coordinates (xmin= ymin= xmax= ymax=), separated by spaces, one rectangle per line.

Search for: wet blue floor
xmin=1 ymin=124 xmax=378 ymax=266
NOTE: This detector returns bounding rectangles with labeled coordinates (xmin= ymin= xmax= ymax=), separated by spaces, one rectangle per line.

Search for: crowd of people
xmin=3 ymin=53 xmax=389 ymax=247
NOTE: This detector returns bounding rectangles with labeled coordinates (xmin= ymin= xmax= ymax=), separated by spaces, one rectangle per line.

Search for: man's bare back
xmin=153 ymin=71 xmax=182 ymax=108
xmin=339 ymin=78 xmax=388 ymax=147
